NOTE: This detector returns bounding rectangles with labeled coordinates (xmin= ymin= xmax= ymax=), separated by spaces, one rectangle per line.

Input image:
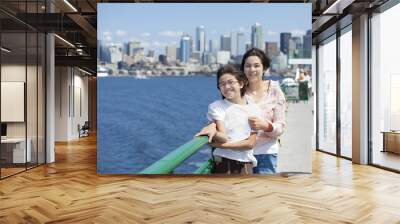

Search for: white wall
xmin=55 ymin=66 xmax=69 ymax=141
xmin=1 ymin=65 xmax=27 ymax=138
xmin=55 ymin=67 xmax=89 ymax=141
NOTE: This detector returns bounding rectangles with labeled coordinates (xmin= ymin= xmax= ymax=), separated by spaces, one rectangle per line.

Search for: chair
xmin=78 ymin=121 xmax=90 ymax=138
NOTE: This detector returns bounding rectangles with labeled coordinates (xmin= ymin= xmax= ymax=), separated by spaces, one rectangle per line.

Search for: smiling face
xmin=218 ymin=73 xmax=244 ymax=101
xmin=243 ymin=56 xmax=265 ymax=83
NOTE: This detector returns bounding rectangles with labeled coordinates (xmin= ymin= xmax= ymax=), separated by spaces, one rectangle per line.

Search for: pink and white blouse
xmin=245 ymin=80 xmax=287 ymax=155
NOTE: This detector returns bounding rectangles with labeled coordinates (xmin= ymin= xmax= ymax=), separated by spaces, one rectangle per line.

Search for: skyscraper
xmin=159 ymin=54 xmax=167 ymax=65
xmin=245 ymin=43 xmax=252 ymax=51
xmin=209 ymin=39 xmax=218 ymax=52
xmin=127 ymin=41 xmax=141 ymax=56
xmin=196 ymin=26 xmax=205 ymax=53
xmin=230 ymin=32 xmax=237 ymax=56
xmin=98 ymin=40 xmax=111 ymax=63
xmin=303 ymin=30 xmax=312 ymax=58
xmin=191 ymin=51 xmax=202 ymax=63
xmin=166 ymin=45 xmax=177 ymax=62
xmin=289 ymin=38 xmax=296 ymax=57
xmin=280 ymin=32 xmax=291 ymax=55
xmin=122 ymin=42 xmax=128 ymax=55
xmin=203 ymin=52 xmax=216 ymax=65
xmin=189 ymin=37 xmax=193 ymax=59
xmin=220 ymin=35 xmax=231 ymax=52
xmin=265 ymin=42 xmax=279 ymax=59
xmin=236 ymin=32 xmax=245 ymax=56
xmin=176 ymin=47 xmax=181 ymax=61
xmin=180 ymin=34 xmax=191 ymax=63
xmin=291 ymin=36 xmax=302 ymax=49
xmin=251 ymin=23 xmax=264 ymax=50
xmin=97 ymin=39 xmax=101 ymax=61
xmin=109 ymin=44 xmax=122 ymax=63
xmin=147 ymin=50 xmax=155 ymax=58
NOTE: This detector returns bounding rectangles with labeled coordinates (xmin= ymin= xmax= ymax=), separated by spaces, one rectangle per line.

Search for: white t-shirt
xmin=207 ymin=99 xmax=262 ymax=166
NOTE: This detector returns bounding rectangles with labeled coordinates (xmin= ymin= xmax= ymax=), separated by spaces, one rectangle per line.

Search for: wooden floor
xmin=1 ymin=167 xmax=26 ymax=178
xmin=373 ymin=150 xmax=400 ymax=171
xmin=1 ymin=135 xmax=400 ymax=223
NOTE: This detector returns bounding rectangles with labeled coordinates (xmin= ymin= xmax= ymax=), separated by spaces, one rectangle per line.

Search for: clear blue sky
xmin=98 ymin=3 xmax=311 ymax=54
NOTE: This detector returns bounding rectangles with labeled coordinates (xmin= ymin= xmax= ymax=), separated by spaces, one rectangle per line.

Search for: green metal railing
xmin=139 ymin=136 xmax=211 ymax=174
xmin=194 ymin=159 xmax=214 ymax=174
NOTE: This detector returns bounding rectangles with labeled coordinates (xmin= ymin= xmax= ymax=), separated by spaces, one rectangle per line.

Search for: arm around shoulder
xmin=210 ymin=132 xmax=257 ymax=150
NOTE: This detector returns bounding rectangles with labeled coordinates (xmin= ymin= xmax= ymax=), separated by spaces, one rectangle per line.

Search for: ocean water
xmin=97 ymin=76 xmax=221 ymax=174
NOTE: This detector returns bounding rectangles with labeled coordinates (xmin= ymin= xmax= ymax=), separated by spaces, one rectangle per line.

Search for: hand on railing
xmin=195 ymin=123 xmax=217 ymax=143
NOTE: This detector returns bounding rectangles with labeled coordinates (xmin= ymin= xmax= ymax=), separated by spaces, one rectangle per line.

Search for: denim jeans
xmin=253 ymin=154 xmax=277 ymax=174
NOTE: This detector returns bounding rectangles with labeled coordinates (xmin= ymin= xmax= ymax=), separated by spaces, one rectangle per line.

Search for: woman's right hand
xmin=195 ymin=123 xmax=217 ymax=143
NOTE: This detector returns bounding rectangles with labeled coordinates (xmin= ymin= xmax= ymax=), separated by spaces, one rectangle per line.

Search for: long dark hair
xmin=216 ymin=64 xmax=247 ymax=99
xmin=240 ymin=48 xmax=271 ymax=72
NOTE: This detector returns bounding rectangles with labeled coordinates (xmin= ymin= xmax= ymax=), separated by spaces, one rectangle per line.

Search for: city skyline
xmin=98 ymin=3 xmax=311 ymax=55
xmin=99 ymin=25 xmax=310 ymax=59
xmin=99 ymin=26 xmax=311 ymax=64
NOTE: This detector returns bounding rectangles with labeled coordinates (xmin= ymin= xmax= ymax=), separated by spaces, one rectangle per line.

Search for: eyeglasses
xmin=218 ymin=80 xmax=239 ymax=88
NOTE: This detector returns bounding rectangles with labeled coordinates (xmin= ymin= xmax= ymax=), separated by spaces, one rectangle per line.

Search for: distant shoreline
xmin=97 ymin=73 xmax=288 ymax=80
xmin=97 ymin=73 xmax=215 ymax=78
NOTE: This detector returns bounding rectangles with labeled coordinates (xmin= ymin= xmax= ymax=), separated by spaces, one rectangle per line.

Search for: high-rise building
xmin=271 ymin=51 xmax=288 ymax=71
xmin=166 ymin=45 xmax=177 ymax=62
xmin=159 ymin=54 xmax=167 ymax=65
xmin=109 ymin=44 xmax=122 ymax=63
xmin=180 ymin=34 xmax=192 ymax=63
xmin=97 ymin=39 xmax=100 ymax=60
xmin=191 ymin=51 xmax=202 ymax=63
xmin=245 ymin=43 xmax=252 ymax=51
xmin=122 ymin=53 xmax=134 ymax=65
xmin=123 ymin=42 xmax=129 ymax=55
xmin=236 ymin=32 xmax=246 ymax=56
xmin=98 ymin=40 xmax=111 ymax=63
xmin=176 ymin=47 xmax=181 ymax=61
xmin=303 ymin=30 xmax=312 ymax=58
xmin=189 ymin=38 xmax=193 ymax=58
xmin=127 ymin=41 xmax=141 ymax=56
xmin=251 ymin=23 xmax=264 ymax=50
xmin=285 ymin=36 xmax=304 ymax=58
xmin=203 ymin=52 xmax=216 ymax=65
xmin=209 ymin=39 xmax=218 ymax=52
xmin=289 ymin=36 xmax=302 ymax=57
xmin=265 ymin=42 xmax=279 ymax=59
xmin=220 ymin=35 xmax=231 ymax=51
xmin=291 ymin=37 xmax=302 ymax=49
xmin=147 ymin=50 xmax=155 ymax=58
xmin=125 ymin=41 xmax=144 ymax=62
xmin=196 ymin=26 xmax=205 ymax=53
xmin=280 ymin=32 xmax=291 ymax=55
xmin=230 ymin=32 xmax=237 ymax=56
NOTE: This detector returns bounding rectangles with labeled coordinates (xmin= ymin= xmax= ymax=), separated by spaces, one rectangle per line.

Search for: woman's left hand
xmin=248 ymin=117 xmax=271 ymax=131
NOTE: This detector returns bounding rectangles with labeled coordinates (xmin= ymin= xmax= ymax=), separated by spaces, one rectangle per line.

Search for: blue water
xmin=97 ymin=76 xmax=221 ymax=174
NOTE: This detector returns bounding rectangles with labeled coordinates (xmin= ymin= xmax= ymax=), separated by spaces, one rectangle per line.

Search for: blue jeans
xmin=253 ymin=154 xmax=277 ymax=174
